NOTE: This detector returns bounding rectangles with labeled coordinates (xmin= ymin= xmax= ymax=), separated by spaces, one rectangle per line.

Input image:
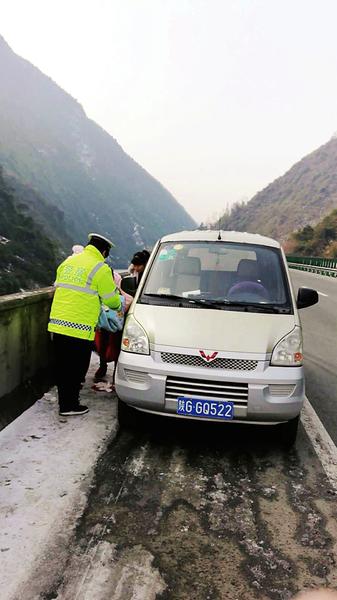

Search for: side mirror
xmin=120 ymin=275 xmax=137 ymax=297
xmin=297 ymin=287 xmax=319 ymax=309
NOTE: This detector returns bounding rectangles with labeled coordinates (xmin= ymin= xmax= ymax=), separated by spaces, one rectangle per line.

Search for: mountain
xmin=286 ymin=208 xmax=337 ymax=258
xmin=218 ymin=137 xmax=337 ymax=241
xmin=0 ymin=166 xmax=61 ymax=294
xmin=0 ymin=35 xmax=195 ymax=267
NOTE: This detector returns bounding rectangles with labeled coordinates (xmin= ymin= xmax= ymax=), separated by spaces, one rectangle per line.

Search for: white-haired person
xmin=71 ymin=244 xmax=84 ymax=255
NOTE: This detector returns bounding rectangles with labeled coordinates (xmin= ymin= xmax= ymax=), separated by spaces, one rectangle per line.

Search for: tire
xmin=117 ymin=397 xmax=138 ymax=429
xmin=277 ymin=415 xmax=300 ymax=449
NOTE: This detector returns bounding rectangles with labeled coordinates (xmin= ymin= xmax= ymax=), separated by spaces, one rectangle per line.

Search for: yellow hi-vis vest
xmin=48 ymin=245 xmax=121 ymax=341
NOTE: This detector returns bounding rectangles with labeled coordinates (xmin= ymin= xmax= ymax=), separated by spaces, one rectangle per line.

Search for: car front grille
xmin=165 ymin=376 xmax=248 ymax=406
xmin=161 ymin=352 xmax=258 ymax=371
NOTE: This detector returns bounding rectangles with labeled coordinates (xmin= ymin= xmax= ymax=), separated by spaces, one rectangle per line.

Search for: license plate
xmin=176 ymin=397 xmax=234 ymax=420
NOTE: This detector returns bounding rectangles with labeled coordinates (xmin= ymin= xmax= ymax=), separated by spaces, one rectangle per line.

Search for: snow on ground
xmin=0 ymin=355 xmax=118 ymax=600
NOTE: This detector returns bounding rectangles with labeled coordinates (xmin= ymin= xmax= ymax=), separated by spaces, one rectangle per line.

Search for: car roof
xmin=160 ymin=230 xmax=281 ymax=248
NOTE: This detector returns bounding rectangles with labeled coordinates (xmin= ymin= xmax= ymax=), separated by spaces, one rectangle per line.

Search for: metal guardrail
xmin=287 ymin=256 xmax=337 ymax=277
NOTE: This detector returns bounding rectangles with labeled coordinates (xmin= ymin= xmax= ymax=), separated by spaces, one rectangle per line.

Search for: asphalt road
xmin=9 ymin=270 xmax=337 ymax=600
xmin=36 ymin=417 xmax=336 ymax=600
xmin=290 ymin=270 xmax=337 ymax=443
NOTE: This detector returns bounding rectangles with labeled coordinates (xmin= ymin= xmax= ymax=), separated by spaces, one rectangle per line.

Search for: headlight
xmin=271 ymin=326 xmax=303 ymax=366
xmin=121 ymin=315 xmax=150 ymax=355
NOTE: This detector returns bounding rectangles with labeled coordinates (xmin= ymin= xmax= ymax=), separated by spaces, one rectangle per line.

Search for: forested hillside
xmin=218 ymin=137 xmax=337 ymax=241
xmin=0 ymin=35 xmax=195 ymax=268
xmin=0 ymin=167 xmax=61 ymax=294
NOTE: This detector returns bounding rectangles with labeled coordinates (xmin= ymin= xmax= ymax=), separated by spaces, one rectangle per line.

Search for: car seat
xmin=236 ymin=259 xmax=260 ymax=282
xmin=173 ymin=257 xmax=201 ymax=295
xmin=227 ymin=259 xmax=269 ymax=301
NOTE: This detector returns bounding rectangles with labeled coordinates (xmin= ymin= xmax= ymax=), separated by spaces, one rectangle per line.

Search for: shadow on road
xmin=119 ymin=410 xmax=303 ymax=458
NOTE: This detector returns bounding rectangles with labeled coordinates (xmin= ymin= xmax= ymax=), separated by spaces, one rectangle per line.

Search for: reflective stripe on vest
xmin=86 ymin=262 xmax=105 ymax=286
xmin=102 ymin=288 xmax=119 ymax=300
xmin=55 ymin=283 xmax=98 ymax=295
xmin=55 ymin=262 xmax=106 ymax=296
xmin=49 ymin=318 xmax=91 ymax=332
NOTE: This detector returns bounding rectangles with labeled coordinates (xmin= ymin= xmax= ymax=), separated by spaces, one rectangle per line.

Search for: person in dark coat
xmin=128 ymin=249 xmax=150 ymax=286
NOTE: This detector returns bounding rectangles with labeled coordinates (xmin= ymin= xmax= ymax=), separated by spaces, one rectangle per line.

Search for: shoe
xmin=59 ymin=405 xmax=89 ymax=416
xmin=92 ymin=382 xmax=115 ymax=392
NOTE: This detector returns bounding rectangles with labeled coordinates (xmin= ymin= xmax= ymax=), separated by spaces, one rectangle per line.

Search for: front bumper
xmin=115 ymin=349 xmax=305 ymax=424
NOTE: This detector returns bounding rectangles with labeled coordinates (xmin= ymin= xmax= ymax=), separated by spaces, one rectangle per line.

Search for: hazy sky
xmin=1 ymin=0 xmax=337 ymax=223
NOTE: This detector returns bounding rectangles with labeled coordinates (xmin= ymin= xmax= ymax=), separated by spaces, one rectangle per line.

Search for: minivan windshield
xmin=140 ymin=241 xmax=292 ymax=313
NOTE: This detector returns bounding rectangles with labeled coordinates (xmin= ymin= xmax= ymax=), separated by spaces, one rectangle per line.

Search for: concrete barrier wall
xmin=0 ymin=288 xmax=54 ymax=421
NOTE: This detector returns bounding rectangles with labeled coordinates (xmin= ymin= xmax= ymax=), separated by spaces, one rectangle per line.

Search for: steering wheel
xmin=226 ymin=281 xmax=270 ymax=302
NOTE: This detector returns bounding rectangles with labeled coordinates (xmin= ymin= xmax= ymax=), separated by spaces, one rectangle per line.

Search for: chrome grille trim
xmin=161 ymin=352 xmax=258 ymax=371
xmin=269 ymin=384 xmax=296 ymax=397
xmin=166 ymin=376 xmax=248 ymax=406
xmin=124 ymin=369 xmax=148 ymax=383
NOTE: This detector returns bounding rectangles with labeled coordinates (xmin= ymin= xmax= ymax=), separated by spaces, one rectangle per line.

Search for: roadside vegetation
xmin=285 ymin=208 xmax=337 ymax=258
xmin=212 ymin=137 xmax=337 ymax=243
xmin=0 ymin=166 xmax=60 ymax=294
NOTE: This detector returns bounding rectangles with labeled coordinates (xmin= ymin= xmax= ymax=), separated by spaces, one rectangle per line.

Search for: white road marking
xmin=301 ymin=286 xmax=328 ymax=297
xmin=301 ymin=398 xmax=337 ymax=491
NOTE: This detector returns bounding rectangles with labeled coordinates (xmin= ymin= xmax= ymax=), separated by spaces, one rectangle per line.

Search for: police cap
xmin=88 ymin=233 xmax=115 ymax=248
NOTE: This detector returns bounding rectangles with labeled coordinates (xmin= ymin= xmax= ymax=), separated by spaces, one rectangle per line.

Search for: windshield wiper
xmin=141 ymin=293 xmax=191 ymax=306
xmin=186 ymin=299 xmax=283 ymax=312
xmin=221 ymin=301 xmax=287 ymax=313
xmin=142 ymin=293 xmax=186 ymax=301
xmin=141 ymin=293 xmax=224 ymax=309
xmin=141 ymin=294 xmax=289 ymax=313
xmin=185 ymin=298 xmax=225 ymax=309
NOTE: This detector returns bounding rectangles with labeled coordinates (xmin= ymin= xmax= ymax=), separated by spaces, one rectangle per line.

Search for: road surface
xmin=290 ymin=270 xmax=337 ymax=443
xmin=1 ymin=271 xmax=337 ymax=600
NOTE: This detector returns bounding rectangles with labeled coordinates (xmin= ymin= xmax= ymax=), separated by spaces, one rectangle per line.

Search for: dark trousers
xmin=53 ymin=333 xmax=93 ymax=411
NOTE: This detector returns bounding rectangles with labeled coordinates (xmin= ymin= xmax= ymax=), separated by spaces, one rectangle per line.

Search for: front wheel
xmin=277 ymin=415 xmax=300 ymax=449
xmin=117 ymin=397 xmax=138 ymax=429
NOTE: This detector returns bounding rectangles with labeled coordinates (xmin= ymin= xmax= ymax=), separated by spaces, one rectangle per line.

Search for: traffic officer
xmin=48 ymin=233 xmax=121 ymax=416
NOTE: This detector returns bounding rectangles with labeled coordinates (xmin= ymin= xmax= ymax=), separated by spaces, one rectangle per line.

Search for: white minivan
xmin=116 ymin=230 xmax=318 ymax=445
